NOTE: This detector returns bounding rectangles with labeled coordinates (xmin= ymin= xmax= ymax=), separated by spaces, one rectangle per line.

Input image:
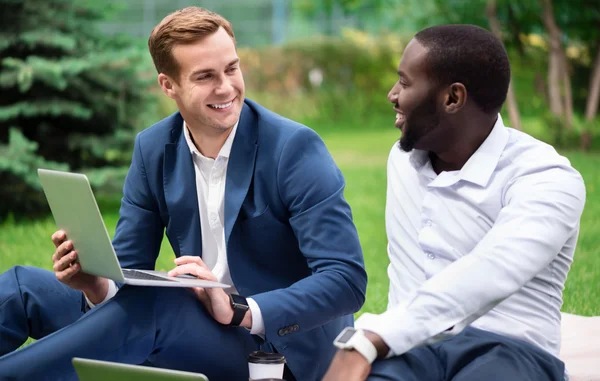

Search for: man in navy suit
xmin=0 ymin=7 xmax=366 ymax=380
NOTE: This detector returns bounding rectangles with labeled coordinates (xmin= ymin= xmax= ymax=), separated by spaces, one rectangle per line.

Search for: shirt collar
xmin=458 ymin=114 xmax=509 ymax=187
xmin=183 ymin=120 xmax=239 ymax=160
xmin=408 ymin=114 xmax=509 ymax=187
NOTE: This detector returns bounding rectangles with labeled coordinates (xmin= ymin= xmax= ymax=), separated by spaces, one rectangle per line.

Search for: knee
xmin=2 ymin=266 xmax=54 ymax=286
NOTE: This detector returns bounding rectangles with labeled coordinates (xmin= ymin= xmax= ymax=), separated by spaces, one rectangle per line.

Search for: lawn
xmin=0 ymin=127 xmax=599 ymax=320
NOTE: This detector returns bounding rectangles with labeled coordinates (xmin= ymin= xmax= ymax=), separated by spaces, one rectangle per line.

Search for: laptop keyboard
xmin=122 ymin=269 xmax=175 ymax=282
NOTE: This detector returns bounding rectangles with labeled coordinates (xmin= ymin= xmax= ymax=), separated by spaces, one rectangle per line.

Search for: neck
xmin=430 ymin=113 xmax=497 ymax=174
xmin=186 ymin=122 xmax=233 ymax=159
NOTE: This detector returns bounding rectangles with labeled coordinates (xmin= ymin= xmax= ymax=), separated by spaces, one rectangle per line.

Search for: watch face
xmin=230 ymin=294 xmax=247 ymax=306
xmin=337 ymin=328 xmax=357 ymax=344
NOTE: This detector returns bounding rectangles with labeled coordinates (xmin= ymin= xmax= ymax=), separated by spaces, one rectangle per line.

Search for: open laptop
xmin=38 ymin=168 xmax=229 ymax=289
xmin=73 ymin=358 xmax=209 ymax=381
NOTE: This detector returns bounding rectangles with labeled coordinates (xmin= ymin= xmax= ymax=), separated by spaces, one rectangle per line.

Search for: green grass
xmin=1 ymin=127 xmax=599 ymax=320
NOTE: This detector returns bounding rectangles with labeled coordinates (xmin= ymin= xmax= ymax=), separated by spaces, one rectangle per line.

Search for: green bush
xmin=0 ymin=0 xmax=154 ymax=220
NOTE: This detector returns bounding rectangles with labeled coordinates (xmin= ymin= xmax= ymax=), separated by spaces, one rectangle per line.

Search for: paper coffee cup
xmin=248 ymin=351 xmax=286 ymax=380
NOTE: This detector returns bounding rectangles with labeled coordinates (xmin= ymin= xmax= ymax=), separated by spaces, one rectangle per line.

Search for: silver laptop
xmin=38 ymin=168 xmax=229 ymax=289
xmin=73 ymin=358 xmax=209 ymax=381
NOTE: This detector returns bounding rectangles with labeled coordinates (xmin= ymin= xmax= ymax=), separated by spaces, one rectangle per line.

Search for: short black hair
xmin=414 ymin=24 xmax=511 ymax=114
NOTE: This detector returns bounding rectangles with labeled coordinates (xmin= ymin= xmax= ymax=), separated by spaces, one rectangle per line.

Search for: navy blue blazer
xmin=111 ymin=99 xmax=367 ymax=380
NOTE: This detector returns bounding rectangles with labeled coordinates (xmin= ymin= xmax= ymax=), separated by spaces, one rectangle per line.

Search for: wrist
xmin=83 ymin=277 xmax=108 ymax=305
xmin=228 ymin=294 xmax=250 ymax=327
xmin=363 ymin=330 xmax=390 ymax=359
xmin=240 ymin=308 xmax=252 ymax=329
xmin=333 ymin=327 xmax=378 ymax=364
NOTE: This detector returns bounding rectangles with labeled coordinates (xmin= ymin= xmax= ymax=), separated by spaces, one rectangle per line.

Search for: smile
xmin=208 ymin=100 xmax=234 ymax=109
xmin=395 ymin=110 xmax=406 ymax=128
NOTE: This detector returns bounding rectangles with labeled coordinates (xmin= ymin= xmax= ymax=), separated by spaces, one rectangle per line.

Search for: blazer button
xmin=292 ymin=325 xmax=299 ymax=331
xmin=278 ymin=328 xmax=287 ymax=336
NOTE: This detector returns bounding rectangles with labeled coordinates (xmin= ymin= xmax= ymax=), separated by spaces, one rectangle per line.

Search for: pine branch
xmin=0 ymin=100 xmax=93 ymax=121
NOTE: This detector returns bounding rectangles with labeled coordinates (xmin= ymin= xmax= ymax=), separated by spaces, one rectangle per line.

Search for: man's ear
xmin=158 ymin=73 xmax=177 ymax=99
xmin=443 ymin=83 xmax=467 ymax=114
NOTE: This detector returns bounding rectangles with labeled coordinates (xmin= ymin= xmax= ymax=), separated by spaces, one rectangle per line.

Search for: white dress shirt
xmin=87 ymin=121 xmax=264 ymax=335
xmin=356 ymin=115 xmax=586 ymax=360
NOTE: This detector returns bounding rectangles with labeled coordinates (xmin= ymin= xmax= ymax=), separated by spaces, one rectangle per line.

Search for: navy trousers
xmin=0 ymin=266 xmax=86 ymax=356
xmin=0 ymin=282 xmax=267 ymax=381
xmin=368 ymin=326 xmax=565 ymax=381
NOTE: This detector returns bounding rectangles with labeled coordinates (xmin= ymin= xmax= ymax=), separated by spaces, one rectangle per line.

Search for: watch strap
xmin=229 ymin=294 xmax=249 ymax=327
xmin=350 ymin=330 xmax=378 ymax=364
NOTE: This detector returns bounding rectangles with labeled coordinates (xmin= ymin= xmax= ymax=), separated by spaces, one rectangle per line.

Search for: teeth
xmin=209 ymin=101 xmax=233 ymax=109
xmin=396 ymin=113 xmax=400 ymax=120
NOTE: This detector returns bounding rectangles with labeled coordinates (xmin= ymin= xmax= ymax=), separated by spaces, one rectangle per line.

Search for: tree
xmin=0 ymin=0 xmax=153 ymax=220
xmin=486 ymin=0 xmax=522 ymax=130
xmin=540 ymin=0 xmax=573 ymax=130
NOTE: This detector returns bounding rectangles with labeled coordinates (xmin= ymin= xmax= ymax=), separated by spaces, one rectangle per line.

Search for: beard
xmin=398 ymin=92 xmax=440 ymax=152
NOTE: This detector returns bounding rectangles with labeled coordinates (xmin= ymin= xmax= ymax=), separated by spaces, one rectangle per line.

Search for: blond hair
xmin=148 ymin=7 xmax=235 ymax=78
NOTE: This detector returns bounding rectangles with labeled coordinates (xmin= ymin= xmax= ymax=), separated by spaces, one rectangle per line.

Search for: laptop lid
xmin=72 ymin=358 xmax=209 ymax=381
xmin=38 ymin=168 xmax=126 ymax=282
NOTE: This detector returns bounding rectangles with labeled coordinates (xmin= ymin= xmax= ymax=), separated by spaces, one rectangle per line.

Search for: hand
xmin=51 ymin=230 xmax=108 ymax=304
xmin=322 ymin=349 xmax=371 ymax=381
xmin=168 ymin=256 xmax=251 ymax=327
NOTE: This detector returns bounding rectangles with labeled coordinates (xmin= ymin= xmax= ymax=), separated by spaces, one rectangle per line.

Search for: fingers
xmin=53 ymin=250 xmax=78 ymax=273
xmin=51 ymin=230 xmax=67 ymax=248
xmin=174 ymin=256 xmax=209 ymax=270
xmin=168 ymin=263 xmax=217 ymax=282
xmin=52 ymin=240 xmax=73 ymax=263
xmin=55 ymin=259 xmax=81 ymax=283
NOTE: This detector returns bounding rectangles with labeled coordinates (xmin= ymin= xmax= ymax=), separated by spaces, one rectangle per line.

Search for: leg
xmin=0 ymin=286 xmax=260 ymax=381
xmin=0 ymin=266 xmax=85 ymax=355
xmin=367 ymin=345 xmax=443 ymax=381
xmin=441 ymin=327 xmax=565 ymax=381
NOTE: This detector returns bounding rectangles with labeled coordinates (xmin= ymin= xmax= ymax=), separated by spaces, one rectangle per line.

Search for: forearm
xmin=252 ymin=268 xmax=366 ymax=339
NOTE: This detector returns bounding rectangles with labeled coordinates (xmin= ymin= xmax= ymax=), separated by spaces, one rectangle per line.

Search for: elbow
xmin=348 ymin=266 xmax=368 ymax=312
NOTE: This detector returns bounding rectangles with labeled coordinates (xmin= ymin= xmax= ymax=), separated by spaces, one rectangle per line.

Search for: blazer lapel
xmin=225 ymin=103 xmax=258 ymax=245
xmin=163 ymin=114 xmax=203 ymax=258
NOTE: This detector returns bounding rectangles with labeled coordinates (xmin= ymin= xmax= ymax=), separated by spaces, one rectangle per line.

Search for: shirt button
xmin=426 ymin=220 xmax=433 ymax=227
xmin=427 ymin=252 xmax=435 ymax=260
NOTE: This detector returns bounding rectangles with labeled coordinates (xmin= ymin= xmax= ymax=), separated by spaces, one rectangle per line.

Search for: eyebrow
xmin=190 ymin=58 xmax=240 ymax=77
xmin=397 ymin=70 xmax=409 ymax=80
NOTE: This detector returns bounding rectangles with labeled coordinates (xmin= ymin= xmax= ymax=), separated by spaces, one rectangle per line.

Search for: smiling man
xmin=323 ymin=25 xmax=585 ymax=381
xmin=0 ymin=7 xmax=366 ymax=381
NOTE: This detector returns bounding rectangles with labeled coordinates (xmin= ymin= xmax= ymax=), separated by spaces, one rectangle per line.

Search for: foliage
xmin=237 ymin=29 xmax=405 ymax=125
xmin=0 ymin=0 xmax=154 ymax=220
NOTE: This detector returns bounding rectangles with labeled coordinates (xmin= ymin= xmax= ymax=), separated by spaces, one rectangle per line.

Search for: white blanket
xmin=560 ymin=313 xmax=600 ymax=381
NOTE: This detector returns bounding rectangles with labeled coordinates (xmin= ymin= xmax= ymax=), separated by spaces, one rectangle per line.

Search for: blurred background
xmin=1 ymin=0 xmax=599 ymax=317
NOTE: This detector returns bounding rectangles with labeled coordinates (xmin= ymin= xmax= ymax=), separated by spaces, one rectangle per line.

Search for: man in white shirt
xmin=0 ymin=7 xmax=367 ymax=381
xmin=324 ymin=24 xmax=585 ymax=381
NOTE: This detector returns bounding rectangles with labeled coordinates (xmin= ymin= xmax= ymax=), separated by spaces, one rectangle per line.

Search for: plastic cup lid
xmin=247 ymin=351 xmax=286 ymax=364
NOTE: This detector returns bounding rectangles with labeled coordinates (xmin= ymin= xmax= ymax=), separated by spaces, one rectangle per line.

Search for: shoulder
xmin=135 ymin=112 xmax=182 ymax=148
xmin=503 ymin=129 xmax=582 ymax=181
xmin=501 ymin=129 xmax=585 ymax=202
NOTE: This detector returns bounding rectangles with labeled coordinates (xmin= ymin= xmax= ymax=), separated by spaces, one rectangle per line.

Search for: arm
xmin=250 ymin=127 xmax=368 ymax=340
xmin=111 ymin=133 xmax=164 ymax=270
xmin=357 ymin=166 xmax=586 ymax=357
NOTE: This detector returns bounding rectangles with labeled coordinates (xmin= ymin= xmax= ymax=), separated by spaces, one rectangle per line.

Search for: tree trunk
xmin=540 ymin=0 xmax=573 ymax=129
xmin=581 ymin=43 xmax=600 ymax=151
xmin=486 ymin=0 xmax=522 ymax=130
xmin=585 ymin=45 xmax=600 ymax=122
xmin=507 ymin=4 xmax=525 ymax=57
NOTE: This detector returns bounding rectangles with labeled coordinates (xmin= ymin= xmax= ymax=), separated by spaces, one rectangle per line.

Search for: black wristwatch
xmin=229 ymin=294 xmax=249 ymax=327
